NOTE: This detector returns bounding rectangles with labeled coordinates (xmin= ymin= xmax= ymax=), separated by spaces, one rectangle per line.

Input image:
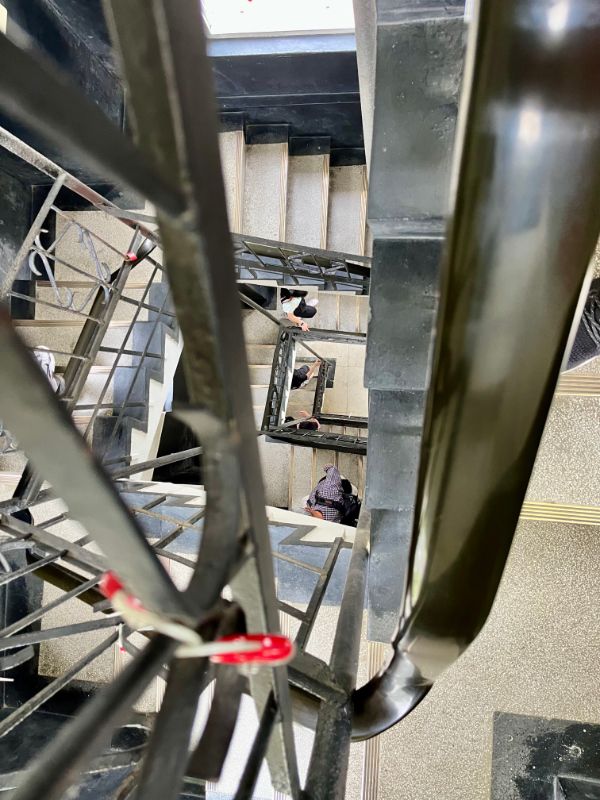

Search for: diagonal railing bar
xmin=0 ymin=575 xmax=100 ymax=639
xmin=97 ymin=287 xmax=174 ymax=462
xmin=0 ymin=631 xmax=119 ymax=740
xmin=110 ymin=446 xmax=203 ymax=479
xmin=0 ymin=173 xmax=66 ymax=297
xmin=9 ymin=636 xmax=177 ymax=800
xmin=295 ymin=537 xmax=344 ymax=650
xmin=104 ymin=1 xmax=301 ymax=795
xmin=0 ymin=306 xmax=188 ymax=619
xmin=7 ymin=289 xmax=103 ymax=322
xmin=81 ymin=259 xmax=162 ymax=443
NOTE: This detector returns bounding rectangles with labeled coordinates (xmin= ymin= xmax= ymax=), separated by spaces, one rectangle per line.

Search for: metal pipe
xmin=303 ymin=515 xmax=369 ymax=799
xmin=351 ymin=0 xmax=600 ymax=739
xmin=110 ymin=446 xmax=203 ymax=478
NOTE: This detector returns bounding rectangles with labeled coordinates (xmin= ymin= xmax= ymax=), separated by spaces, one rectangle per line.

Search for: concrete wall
xmin=0 ymin=169 xmax=30 ymax=289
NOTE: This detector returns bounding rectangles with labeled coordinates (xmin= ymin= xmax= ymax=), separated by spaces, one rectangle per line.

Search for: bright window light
xmin=202 ymin=0 xmax=355 ymax=37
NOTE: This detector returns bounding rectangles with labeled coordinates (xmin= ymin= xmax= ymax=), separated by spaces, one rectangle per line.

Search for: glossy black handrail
xmin=351 ymin=0 xmax=600 ymax=739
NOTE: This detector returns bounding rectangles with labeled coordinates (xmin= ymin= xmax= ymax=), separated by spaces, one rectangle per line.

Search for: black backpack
xmin=340 ymin=494 xmax=361 ymax=527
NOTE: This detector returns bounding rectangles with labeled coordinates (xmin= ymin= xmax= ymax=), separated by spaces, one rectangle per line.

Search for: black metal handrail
xmin=349 ymin=0 xmax=600 ymax=739
xmin=233 ymin=232 xmax=371 ymax=292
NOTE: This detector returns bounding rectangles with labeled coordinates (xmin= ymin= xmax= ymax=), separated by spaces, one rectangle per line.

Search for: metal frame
xmin=262 ymin=326 xmax=368 ymax=454
xmin=233 ymin=233 xmax=371 ymax=293
xmin=262 ymin=327 xmax=296 ymax=431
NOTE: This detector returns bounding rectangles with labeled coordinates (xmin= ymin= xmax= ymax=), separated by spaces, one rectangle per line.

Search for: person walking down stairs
xmin=284 ymin=410 xmax=320 ymax=430
xmin=291 ymin=360 xmax=321 ymax=390
xmin=281 ymin=288 xmax=319 ymax=332
xmin=0 ymin=345 xmax=65 ymax=457
xmin=33 ymin=346 xmax=65 ymax=396
xmin=305 ymin=464 xmax=362 ymax=526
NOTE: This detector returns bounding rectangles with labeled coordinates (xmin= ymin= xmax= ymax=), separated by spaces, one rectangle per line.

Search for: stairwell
xmin=220 ymin=125 xmax=370 ymax=513
xmin=0 ymin=122 xmax=373 ymax=798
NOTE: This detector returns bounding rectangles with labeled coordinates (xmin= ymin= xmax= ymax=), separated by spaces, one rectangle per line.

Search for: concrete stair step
xmin=339 ymin=293 xmax=360 ymax=334
xmin=251 ymin=385 xmax=269 ymax=405
xmin=326 ymin=165 xmax=367 ymax=256
xmin=219 ymin=129 xmax=245 ymax=233
xmin=72 ymin=365 xmax=155 ymax=415
xmin=257 ymin=437 xmax=291 ymax=508
xmin=290 ymin=446 xmax=314 ymax=512
xmin=248 ymin=364 xmax=272 ymax=385
xmin=13 ymin=320 xmax=170 ymax=374
xmin=286 ymin=153 xmax=329 ymax=249
xmin=337 ymin=452 xmax=364 ymax=495
xmin=358 ymin=294 xmax=369 ymax=333
xmin=74 ymin=368 xmax=115 ymax=408
xmin=315 ymin=293 xmax=339 ymax=330
xmin=245 ymin=343 xmax=276 ymax=365
xmin=12 ymin=320 xmax=149 ymax=368
xmin=253 ymin=405 xmax=265 ymax=427
xmin=242 ymin=142 xmax=288 ymax=240
xmin=243 ymin=310 xmax=279 ymax=345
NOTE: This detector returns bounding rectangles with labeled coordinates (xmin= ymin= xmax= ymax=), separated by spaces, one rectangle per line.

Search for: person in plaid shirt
xmin=305 ymin=464 xmax=345 ymax=522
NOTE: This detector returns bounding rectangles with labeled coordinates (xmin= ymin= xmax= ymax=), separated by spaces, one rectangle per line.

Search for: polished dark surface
xmin=353 ymin=0 xmax=600 ymax=737
xmin=491 ymin=713 xmax=600 ymax=799
xmin=363 ymin=1 xmax=464 ymax=643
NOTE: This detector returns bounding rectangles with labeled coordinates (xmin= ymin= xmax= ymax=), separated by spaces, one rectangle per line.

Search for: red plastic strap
xmin=100 ymin=571 xmax=124 ymax=600
xmin=210 ymin=633 xmax=295 ymax=665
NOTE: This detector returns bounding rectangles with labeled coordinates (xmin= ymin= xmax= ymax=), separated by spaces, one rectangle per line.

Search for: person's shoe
xmin=33 ymin=346 xmax=65 ymax=396
xmin=307 ymin=298 xmax=319 ymax=307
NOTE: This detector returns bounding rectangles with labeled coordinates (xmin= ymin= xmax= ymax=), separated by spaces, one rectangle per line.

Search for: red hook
xmin=210 ymin=633 xmax=295 ymax=666
xmin=100 ymin=573 xmax=294 ymax=666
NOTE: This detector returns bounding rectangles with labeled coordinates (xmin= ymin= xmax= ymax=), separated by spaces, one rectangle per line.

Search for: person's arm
xmin=286 ymin=311 xmax=309 ymax=331
xmin=306 ymin=360 xmax=321 ymax=380
xmin=305 ymin=484 xmax=318 ymax=512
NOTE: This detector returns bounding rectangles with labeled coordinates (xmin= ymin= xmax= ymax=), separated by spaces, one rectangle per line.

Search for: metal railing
xmin=0 ymin=3 xmax=367 ymax=798
xmin=261 ymin=327 xmax=369 ymax=455
xmin=0 ymin=136 xmax=181 ymax=509
xmin=233 ymin=232 xmax=371 ymax=293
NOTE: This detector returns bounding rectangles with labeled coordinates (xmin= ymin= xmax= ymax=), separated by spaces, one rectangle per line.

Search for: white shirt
xmin=281 ymin=298 xmax=298 ymax=317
